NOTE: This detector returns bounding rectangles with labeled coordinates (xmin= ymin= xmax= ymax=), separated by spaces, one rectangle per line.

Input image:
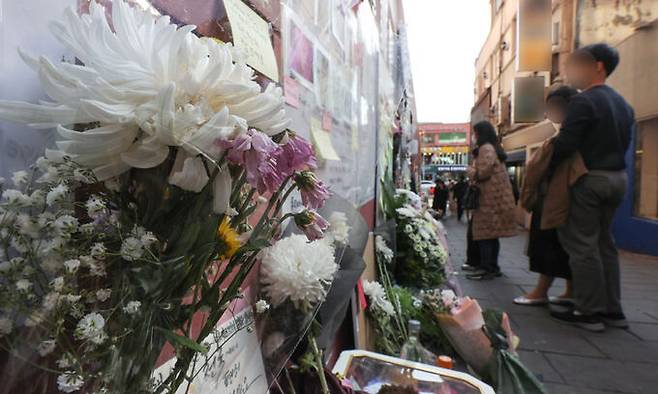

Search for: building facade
xmin=418 ymin=123 xmax=470 ymax=180
xmin=472 ymin=0 xmax=658 ymax=255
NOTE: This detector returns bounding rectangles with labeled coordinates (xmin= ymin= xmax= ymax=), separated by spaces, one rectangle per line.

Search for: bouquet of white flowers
xmin=0 ymin=1 xmax=333 ymax=392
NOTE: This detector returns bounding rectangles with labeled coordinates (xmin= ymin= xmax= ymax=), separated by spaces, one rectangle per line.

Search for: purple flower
xmin=294 ymin=210 xmax=329 ymax=241
xmin=222 ymin=129 xmax=285 ymax=194
xmin=277 ymin=131 xmax=317 ymax=176
xmin=294 ymin=171 xmax=331 ymax=210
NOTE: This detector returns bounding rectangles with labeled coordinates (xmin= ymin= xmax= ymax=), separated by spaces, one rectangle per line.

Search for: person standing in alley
xmin=515 ymin=86 xmax=579 ymax=307
xmin=432 ymin=177 xmax=449 ymax=217
xmin=550 ymin=44 xmax=635 ymax=332
xmin=452 ymin=175 xmax=468 ymax=222
xmin=465 ymin=121 xmax=517 ymax=280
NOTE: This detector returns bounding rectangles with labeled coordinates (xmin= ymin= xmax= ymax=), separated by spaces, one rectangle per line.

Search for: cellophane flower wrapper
xmin=0 ymin=1 xmax=340 ymax=392
xmin=255 ymin=205 xmax=359 ymax=389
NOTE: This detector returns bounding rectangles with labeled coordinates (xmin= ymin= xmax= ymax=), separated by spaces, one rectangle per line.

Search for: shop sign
xmin=512 ymin=75 xmax=546 ymax=124
xmin=517 ymin=0 xmax=551 ymax=72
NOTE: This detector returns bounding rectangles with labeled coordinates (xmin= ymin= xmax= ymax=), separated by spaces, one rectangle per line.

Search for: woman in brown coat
xmin=466 ymin=121 xmax=517 ymax=280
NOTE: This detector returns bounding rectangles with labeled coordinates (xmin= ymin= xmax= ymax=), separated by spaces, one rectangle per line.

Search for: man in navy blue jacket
xmin=549 ymin=43 xmax=635 ymax=332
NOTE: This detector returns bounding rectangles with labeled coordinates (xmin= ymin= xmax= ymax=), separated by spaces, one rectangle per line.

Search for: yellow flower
xmin=217 ymin=217 xmax=241 ymax=260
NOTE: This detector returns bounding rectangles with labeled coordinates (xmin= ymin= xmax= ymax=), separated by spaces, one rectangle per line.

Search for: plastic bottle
xmin=399 ymin=320 xmax=435 ymax=364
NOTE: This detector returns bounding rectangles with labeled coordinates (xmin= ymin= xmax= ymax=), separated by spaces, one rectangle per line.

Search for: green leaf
xmin=156 ymin=327 xmax=208 ymax=354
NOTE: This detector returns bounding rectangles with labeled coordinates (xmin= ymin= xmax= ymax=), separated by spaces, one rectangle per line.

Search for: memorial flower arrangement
xmin=0 ymin=1 xmax=331 ymax=392
xmin=393 ymin=199 xmax=448 ymax=288
xmin=259 ymin=233 xmax=339 ymax=394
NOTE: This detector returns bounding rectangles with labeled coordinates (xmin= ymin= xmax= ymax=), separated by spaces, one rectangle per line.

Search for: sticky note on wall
xmin=310 ymin=118 xmax=340 ymax=161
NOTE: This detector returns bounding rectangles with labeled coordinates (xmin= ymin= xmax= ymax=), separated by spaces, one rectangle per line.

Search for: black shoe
xmin=461 ymin=263 xmax=478 ymax=272
xmin=466 ymin=269 xmax=496 ymax=281
xmin=551 ymin=309 xmax=605 ymax=332
xmin=599 ymin=313 xmax=629 ymax=329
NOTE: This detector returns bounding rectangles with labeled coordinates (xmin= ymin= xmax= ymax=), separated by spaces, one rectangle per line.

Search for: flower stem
xmin=308 ymin=335 xmax=329 ymax=394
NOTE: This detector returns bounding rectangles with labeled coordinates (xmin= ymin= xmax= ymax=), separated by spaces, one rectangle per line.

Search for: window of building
xmin=634 ymin=118 xmax=658 ymax=221
xmin=552 ymin=21 xmax=560 ymax=45
xmin=422 ymin=134 xmax=434 ymax=144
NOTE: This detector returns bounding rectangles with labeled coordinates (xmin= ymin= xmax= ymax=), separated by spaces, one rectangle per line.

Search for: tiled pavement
xmin=442 ymin=218 xmax=658 ymax=394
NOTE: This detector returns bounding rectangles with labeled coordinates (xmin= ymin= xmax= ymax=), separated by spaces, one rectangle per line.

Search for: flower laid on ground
xmin=260 ymin=234 xmax=337 ymax=308
xmin=294 ymin=210 xmax=330 ymax=241
xmin=123 ymin=301 xmax=141 ymax=315
xmin=363 ymin=280 xmax=396 ymax=316
xmin=328 ymin=212 xmax=350 ymax=245
xmin=422 ymin=288 xmax=462 ymax=314
xmin=294 ymin=171 xmax=331 ymax=210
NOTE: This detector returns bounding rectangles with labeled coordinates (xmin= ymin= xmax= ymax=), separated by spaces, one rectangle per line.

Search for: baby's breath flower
xmin=46 ymin=184 xmax=69 ymax=206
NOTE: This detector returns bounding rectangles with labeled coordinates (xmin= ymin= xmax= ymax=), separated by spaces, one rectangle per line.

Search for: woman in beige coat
xmin=466 ymin=121 xmax=517 ymax=280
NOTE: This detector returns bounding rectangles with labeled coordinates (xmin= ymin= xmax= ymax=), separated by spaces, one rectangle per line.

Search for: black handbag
xmin=463 ymin=184 xmax=480 ymax=210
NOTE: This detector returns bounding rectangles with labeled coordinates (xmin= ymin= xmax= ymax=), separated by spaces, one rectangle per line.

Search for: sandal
xmin=513 ymin=295 xmax=548 ymax=306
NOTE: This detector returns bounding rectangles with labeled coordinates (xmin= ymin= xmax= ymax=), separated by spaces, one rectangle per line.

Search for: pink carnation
xmin=222 ymin=129 xmax=285 ymax=194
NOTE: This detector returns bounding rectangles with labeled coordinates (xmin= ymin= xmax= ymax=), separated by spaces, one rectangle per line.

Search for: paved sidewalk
xmin=442 ymin=217 xmax=658 ymax=394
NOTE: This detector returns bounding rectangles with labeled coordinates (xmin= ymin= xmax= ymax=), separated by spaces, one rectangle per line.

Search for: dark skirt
xmin=527 ymin=199 xmax=572 ymax=279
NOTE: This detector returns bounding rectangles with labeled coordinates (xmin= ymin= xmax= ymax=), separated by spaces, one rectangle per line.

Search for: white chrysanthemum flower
xmin=51 ymin=276 xmax=65 ymax=292
xmin=15 ymin=213 xmax=41 ymax=238
xmin=75 ymin=313 xmax=106 ymax=345
xmin=120 ymin=237 xmax=144 ymax=261
xmin=35 ymin=157 xmax=50 ymax=171
xmin=0 ymin=317 xmax=13 ymax=336
xmin=85 ymin=195 xmax=106 ymax=220
xmin=11 ymin=170 xmax=29 ymax=187
xmin=15 ymin=279 xmax=32 ymax=292
xmin=328 ymin=212 xmax=350 ymax=245
xmin=56 ymin=354 xmax=74 ymax=369
xmin=37 ymin=339 xmax=56 ymax=356
xmin=255 ymin=299 xmax=270 ymax=314
xmin=79 ymin=223 xmax=96 ymax=235
xmin=96 ymin=289 xmax=112 ymax=302
xmin=57 ymin=371 xmax=84 ymax=393
xmin=0 ymin=0 xmax=288 ymax=191
xmin=123 ymin=301 xmax=141 ymax=314
xmin=46 ymin=184 xmax=68 ymax=206
xmin=53 ymin=215 xmax=78 ymax=235
xmin=375 ymin=235 xmax=394 ymax=263
xmin=140 ymin=232 xmax=157 ymax=249
xmin=362 ymin=280 xmax=395 ymax=316
xmin=29 ymin=189 xmax=47 ymax=208
xmin=90 ymin=243 xmax=107 ymax=259
xmin=260 ymin=234 xmax=337 ymax=308
xmin=63 ymin=259 xmax=80 ymax=273
xmin=2 ymin=189 xmax=31 ymax=206
xmin=396 ymin=205 xmax=419 ymax=218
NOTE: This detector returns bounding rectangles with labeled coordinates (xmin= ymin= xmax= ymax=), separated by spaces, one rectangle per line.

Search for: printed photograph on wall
xmin=286 ymin=16 xmax=315 ymax=87
xmin=314 ymin=46 xmax=332 ymax=110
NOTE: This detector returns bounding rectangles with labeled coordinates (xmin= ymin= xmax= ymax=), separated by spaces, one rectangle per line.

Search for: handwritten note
xmin=310 ymin=118 xmax=340 ymax=161
xmin=154 ymin=308 xmax=269 ymax=394
xmin=224 ymin=0 xmax=279 ymax=81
